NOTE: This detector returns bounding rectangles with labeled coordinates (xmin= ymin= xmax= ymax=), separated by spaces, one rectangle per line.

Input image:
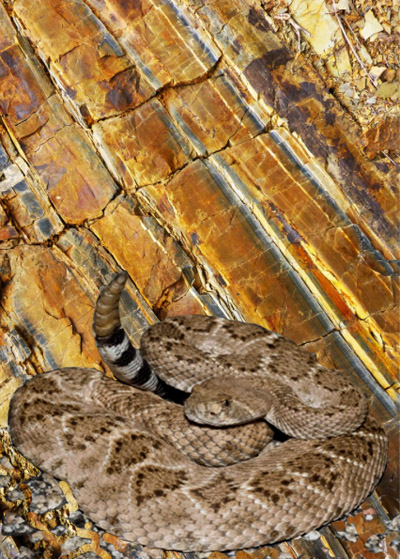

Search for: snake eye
xmin=224 ymin=399 xmax=230 ymax=407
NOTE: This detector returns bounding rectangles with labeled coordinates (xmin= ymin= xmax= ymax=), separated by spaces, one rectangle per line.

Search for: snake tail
xmin=93 ymin=272 xmax=187 ymax=403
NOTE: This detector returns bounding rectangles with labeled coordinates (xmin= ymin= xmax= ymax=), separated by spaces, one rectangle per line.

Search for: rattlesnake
xmin=8 ymin=272 xmax=388 ymax=555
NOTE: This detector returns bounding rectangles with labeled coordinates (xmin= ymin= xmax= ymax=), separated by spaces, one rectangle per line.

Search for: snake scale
xmin=8 ymin=272 xmax=388 ymax=555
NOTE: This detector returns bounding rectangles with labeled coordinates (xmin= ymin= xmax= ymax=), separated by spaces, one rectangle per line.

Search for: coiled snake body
xmin=8 ymin=273 xmax=388 ymax=554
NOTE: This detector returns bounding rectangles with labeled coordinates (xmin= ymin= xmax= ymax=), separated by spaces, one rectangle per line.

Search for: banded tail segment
xmin=93 ymin=272 xmax=187 ymax=404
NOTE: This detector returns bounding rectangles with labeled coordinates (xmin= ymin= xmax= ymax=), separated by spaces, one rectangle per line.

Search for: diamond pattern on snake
xmin=8 ymin=272 xmax=388 ymax=555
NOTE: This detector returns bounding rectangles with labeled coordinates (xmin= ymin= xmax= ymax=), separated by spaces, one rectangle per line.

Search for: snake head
xmin=184 ymin=375 xmax=267 ymax=426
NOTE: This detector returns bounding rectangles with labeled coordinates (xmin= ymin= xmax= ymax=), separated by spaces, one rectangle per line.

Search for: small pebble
xmin=386 ymin=514 xmax=400 ymax=532
xmin=16 ymin=547 xmax=37 ymax=559
xmin=365 ymin=534 xmax=385 ymax=552
xmin=2 ymin=511 xmax=34 ymax=535
xmin=336 ymin=522 xmax=358 ymax=542
xmin=0 ymin=456 xmax=13 ymax=468
xmin=100 ymin=539 xmax=125 ymax=559
xmin=5 ymin=487 xmax=25 ymax=502
xmin=75 ymin=553 xmax=102 ymax=559
xmin=381 ymin=68 xmax=396 ymax=82
xmin=69 ymin=509 xmax=88 ymax=527
xmin=122 ymin=544 xmax=163 ymax=559
xmin=0 ymin=474 xmax=11 ymax=488
xmin=27 ymin=474 xmax=65 ymax=513
xmin=28 ymin=530 xmax=45 ymax=543
xmin=51 ymin=524 xmax=67 ymax=535
xmin=390 ymin=536 xmax=400 ymax=551
xmin=362 ymin=507 xmax=377 ymax=521
xmin=303 ymin=529 xmax=321 ymax=541
xmin=60 ymin=535 xmax=92 ymax=553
